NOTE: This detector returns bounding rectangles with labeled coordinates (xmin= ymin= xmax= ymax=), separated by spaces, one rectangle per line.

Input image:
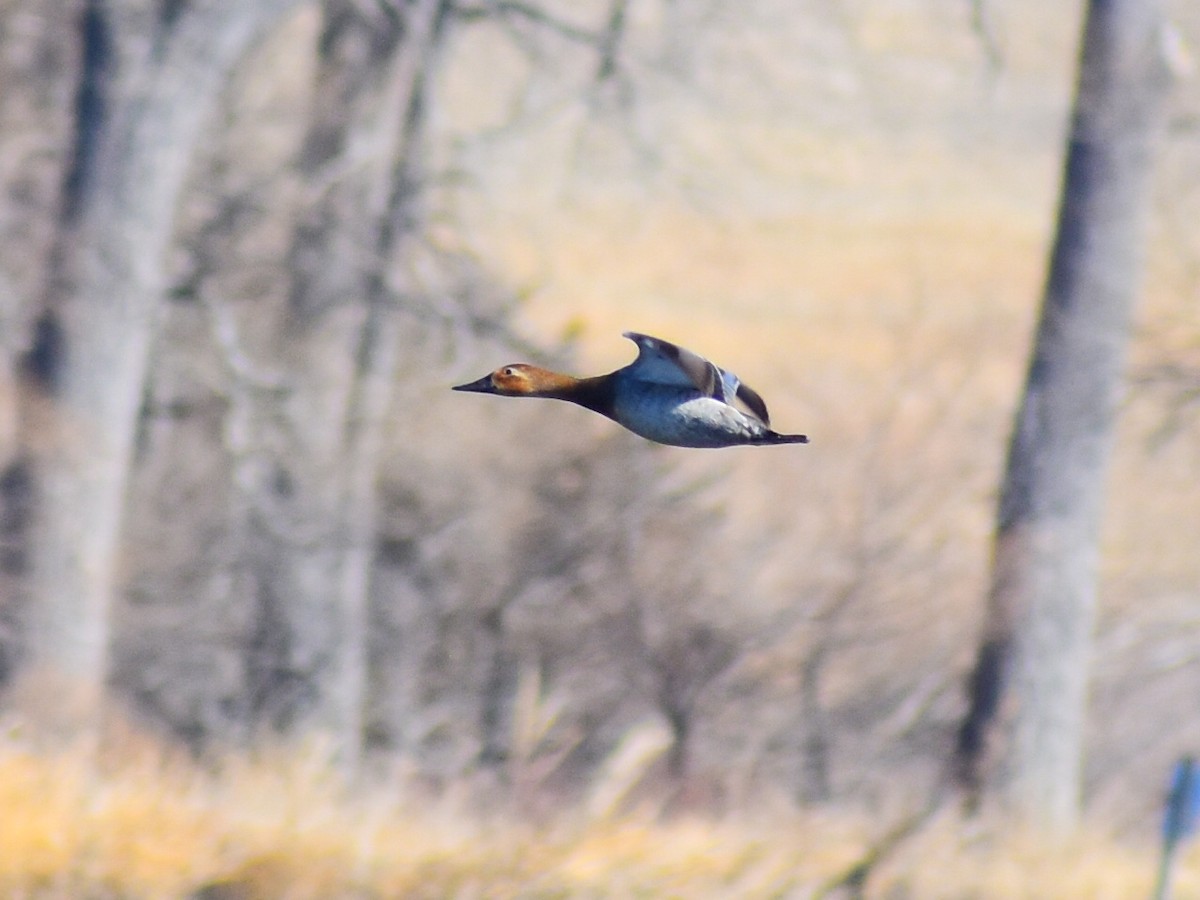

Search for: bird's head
xmin=452 ymin=364 xmax=569 ymax=397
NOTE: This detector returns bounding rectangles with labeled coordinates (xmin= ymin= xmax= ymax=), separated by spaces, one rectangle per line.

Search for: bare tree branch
xmin=453 ymin=0 xmax=601 ymax=46
xmin=967 ymin=0 xmax=1003 ymax=71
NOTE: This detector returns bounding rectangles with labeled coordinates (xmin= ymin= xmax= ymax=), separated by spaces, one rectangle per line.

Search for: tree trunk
xmin=18 ymin=0 xmax=305 ymax=723
xmin=955 ymin=0 xmax=1172 ymax=829
xmin=242 ymin=0 xmax=444 ymax=761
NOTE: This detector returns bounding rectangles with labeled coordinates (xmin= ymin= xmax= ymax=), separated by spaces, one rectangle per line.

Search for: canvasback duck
xmin=453 ymin=331 xmax=809 ymax=448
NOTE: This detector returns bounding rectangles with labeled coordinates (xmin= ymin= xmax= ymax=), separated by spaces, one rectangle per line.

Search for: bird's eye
xmin=501 ymin=366 xmax=517 ymax=377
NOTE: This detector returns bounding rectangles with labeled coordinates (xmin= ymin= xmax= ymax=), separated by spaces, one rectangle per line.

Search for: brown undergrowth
xmin=0 ymin=726 xmax=1188 ymax=899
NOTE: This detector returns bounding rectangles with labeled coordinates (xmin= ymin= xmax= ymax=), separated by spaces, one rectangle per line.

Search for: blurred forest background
xmin=0 ymin=0 xmax=1199 ymax=895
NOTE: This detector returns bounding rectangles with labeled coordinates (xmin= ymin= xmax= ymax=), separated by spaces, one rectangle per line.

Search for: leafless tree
xmin=15 ymin=0 xmax=306 ymax=725
xmin=226 ymin=0 xmax=447 ymax=763
xmin=956 ymin=0 xmax=1174 ymax=829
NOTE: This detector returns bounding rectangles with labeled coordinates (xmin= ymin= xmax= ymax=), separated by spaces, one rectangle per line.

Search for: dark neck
xmin=547 ymin=374 xmax=617 ymax=420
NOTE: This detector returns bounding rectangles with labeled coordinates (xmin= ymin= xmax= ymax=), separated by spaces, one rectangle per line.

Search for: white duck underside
xmin=612 ymin=387 xmax=770 ymax=448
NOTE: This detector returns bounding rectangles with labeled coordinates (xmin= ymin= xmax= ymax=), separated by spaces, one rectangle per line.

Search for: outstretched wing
xmin=621 ymin=331 xmax=771 ymax=425
xmin=622 ymin=332 xmax=724 ymax=396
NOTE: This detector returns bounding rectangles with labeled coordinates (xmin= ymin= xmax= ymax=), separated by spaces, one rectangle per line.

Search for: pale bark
xmin=21 ymin=0 xmax=306 ymax=716
xmin=242 ymin=0 xmax=444 ymax=759
xmin=956 ymin=0 xmax=1172 ymax=829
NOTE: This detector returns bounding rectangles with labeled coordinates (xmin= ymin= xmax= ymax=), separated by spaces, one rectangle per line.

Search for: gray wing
xmin=622 ymin=331 xmax=771 ymax=424
xmin=622 ymin=332 xmax=725 ymax=397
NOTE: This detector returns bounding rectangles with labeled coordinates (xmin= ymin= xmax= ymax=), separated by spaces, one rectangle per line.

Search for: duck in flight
xmin=453 ymin=331 xmax=809 ymax=448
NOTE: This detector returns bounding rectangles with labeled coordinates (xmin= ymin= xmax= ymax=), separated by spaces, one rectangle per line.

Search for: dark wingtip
xmin=735 ymin=381 xmax=771 ymax=426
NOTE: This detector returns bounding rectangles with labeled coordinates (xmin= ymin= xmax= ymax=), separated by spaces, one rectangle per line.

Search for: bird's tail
xmin=758 ymin=431 xmax=809 ymax=445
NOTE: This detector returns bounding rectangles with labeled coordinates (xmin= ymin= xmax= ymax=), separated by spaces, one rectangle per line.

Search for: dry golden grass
xmin=0 ymin=729 xmax=1193 ymax=899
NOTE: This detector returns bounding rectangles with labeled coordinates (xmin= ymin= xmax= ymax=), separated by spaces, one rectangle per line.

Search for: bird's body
xmin=453 ymin=332 xmax=808 ymax=449
xmin=609 ymin=375 xmax=778 ymax=448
